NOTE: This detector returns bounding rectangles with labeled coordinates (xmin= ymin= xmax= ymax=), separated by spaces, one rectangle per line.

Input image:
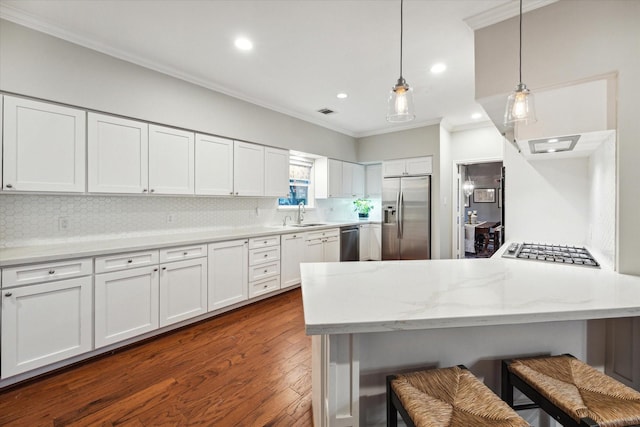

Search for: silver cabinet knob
xmin=142 ymin=189 xmax=148 ymax=193
xmin=235 ymin=192 xmax=239 ymax=195
xmin=230 ymin=192 xmax=234 ymax=195
xmin=264 ymin=269 xmax=268 ymax=273
xmin=5 ymin=292 xmax=12 ymax=297
xmin=153 ymin=268 xmax=159 ymax=272
xmin=150 ymin=189 xmax=155 ymax=193
xmin=127 ymin=259 xmax=133 ymax=264
xmin=162 ymin=267 xmax=167 ymax=271
xmin=48 ymin=270 xmax=55 ymax=274
xmin=5 ymin=184 xmax=13 ymax=189
xmin=183 ymin=252 xmax=188 ymax=255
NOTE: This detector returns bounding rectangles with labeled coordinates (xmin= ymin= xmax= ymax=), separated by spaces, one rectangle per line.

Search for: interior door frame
xmin=451 ymin=157 xmax=502 ymax=259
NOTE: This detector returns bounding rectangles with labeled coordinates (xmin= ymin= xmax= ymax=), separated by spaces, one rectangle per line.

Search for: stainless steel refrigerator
xmin=382 ymin=175 xmax=431 ymax=260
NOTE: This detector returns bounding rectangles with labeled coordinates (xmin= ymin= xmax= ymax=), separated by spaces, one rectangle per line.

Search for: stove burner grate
xmin=506 ymin=243 xmax=600 ymax=268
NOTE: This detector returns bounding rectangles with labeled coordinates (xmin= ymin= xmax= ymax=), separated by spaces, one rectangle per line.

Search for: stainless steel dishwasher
xmin=340 ymin=225 xmax=359 ymax=261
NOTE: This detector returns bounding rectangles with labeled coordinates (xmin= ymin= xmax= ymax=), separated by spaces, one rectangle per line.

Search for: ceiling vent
xmin=317 ymin=108 xmax=335 ymax=115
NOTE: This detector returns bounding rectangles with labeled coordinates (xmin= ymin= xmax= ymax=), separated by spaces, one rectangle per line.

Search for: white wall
xmin=439 ymin=126 xmax=452 ymax=259
xmin=475 ymin=0 xmax=640 ymax=275
xmin=588 ymin=135 xmax=616 ymax=266
xmin=0 ymin=19 xmax=357 ymax=161
xmin=451 ymin=126 xmax=504 ymax=162
xmin=357 ymin=125 xmax=443 ymax=258
xmin=504 ymin=142 xmax=590 ymax=245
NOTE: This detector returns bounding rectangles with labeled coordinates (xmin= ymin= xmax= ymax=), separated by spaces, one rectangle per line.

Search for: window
xmin=278 ymin=155 xmax=314 ymax=207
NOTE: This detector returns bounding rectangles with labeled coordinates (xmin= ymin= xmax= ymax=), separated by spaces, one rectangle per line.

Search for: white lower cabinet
xmin=248 ymin=236 xmax=280 ymax=298
xmin=281 ymin=233 xmax=305 ymax=289
xmin=208 ymin=239 xmax=249 ymax=311
xmin=304 ymin=229 xmax=340 ymax=262
xmin=2 ymin=276 xmax=93 ymax=378
xmin=159 ymin=257 xmax=207 ymax=327
xmin=94 ymin=265 xmax=160 ymax=348
xmin=606 ymin=317 xmax=640 ymax=389
xmin=359 ymin=224 xmax=382 ymax=261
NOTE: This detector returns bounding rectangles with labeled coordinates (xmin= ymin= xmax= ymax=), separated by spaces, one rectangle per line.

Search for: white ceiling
xmin=0 ymin=0 xmax=556 ymax=137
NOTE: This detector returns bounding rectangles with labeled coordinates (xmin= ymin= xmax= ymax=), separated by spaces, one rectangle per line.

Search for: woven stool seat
xmin=503 ymin=355 xmax=640 ymax=427
xmin=387 ymin=365 xmax=530 ymax=427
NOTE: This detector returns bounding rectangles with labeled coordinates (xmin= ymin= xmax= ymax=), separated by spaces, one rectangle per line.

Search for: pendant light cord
xmin=400 ymin=0 xmax=404 ymax=79
xmin=518 ymin=0 xmax=522 ymax=84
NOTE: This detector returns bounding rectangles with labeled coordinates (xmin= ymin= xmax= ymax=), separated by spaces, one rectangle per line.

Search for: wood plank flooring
xmin=0 ymin=288 xmax=313 ymax=427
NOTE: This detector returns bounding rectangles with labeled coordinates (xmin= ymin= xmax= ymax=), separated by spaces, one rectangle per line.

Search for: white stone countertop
xmin=300 ymin=254 xmax=640 ymax=335
xmin=0 ymin=221 xmax=380 ymax=267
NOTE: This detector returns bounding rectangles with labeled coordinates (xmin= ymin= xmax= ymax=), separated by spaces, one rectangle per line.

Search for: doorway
xmin=454 ymin=161 xmax=504 ymax=259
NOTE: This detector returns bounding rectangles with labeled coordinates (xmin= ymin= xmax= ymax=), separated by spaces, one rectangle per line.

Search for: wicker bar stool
xmin=502 ymin=354 xmax=640 ymax=427
xmin=387 ymin=365 xmax=530 ymax=427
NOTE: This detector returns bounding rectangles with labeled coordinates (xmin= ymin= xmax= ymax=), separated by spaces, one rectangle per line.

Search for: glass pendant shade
xmin=504 ymin=82 xmax=536 ymax=125
xmin=387 ymin=77 xmax=415 ymax=122
xmin=463 ymin=179 xmax=475 ymax=197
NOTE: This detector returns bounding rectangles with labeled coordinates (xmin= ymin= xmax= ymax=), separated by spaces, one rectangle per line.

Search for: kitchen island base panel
xmin=313 ymin=320 xmax=604 ymax=427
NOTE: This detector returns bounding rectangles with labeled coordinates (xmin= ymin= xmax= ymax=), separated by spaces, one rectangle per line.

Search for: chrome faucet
xmin=296 ymin=202 xmax=305 ymax=224
xmin=282 ymin=215 xmax=292 ymax=226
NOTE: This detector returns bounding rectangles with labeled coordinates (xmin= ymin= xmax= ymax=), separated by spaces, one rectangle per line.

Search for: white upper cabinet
xmin=383 ymin=156 xmax=433 ymax=177
xmin=365 ymin=163 xmax=382 ymax=198
xmin=233 ymin=141 xmax=264 ymax=196
xmin=315 ymin=157 xmax=344 ymax=199
xmin=3 ymin=95 xmax=86 ymax=192
xmin=343 ymin=162 xmax=365 ymax=198
xmin=148 ymin=124 xmax=195 ymax=195
xmin=195 ymin=134 xmax=234 ymax=196
xmin=264 ymin=147 xmax=290 ymax=198
xmin=88 ymin=113 xmax=149 ymax=194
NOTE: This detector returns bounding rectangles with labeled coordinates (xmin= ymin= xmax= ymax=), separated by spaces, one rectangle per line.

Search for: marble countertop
xmin=0 ymin=221 xmax=380 ymax=267
xmin=300 ymin=255 xmax=640 ymax=335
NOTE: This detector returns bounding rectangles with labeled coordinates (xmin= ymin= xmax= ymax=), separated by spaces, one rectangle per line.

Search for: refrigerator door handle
xmin=396 ymin=191 xmax=401 ymax=239
xmin=399 ymin=191 xmax=404 ymax=239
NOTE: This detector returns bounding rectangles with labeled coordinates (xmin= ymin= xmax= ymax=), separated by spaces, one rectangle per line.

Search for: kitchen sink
xmin=289 ymin=223 xmax=326 ymax=227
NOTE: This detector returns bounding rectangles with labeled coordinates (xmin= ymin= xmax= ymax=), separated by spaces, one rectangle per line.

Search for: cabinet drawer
xmin=249 ymin=261 xmax=280 ymax=282
xmin=305 ymin=228 xmax=339 ymax=241
xmin=2 ymin=258 xmax=93 ymax=288
xmin=249 ymin=276 xmax=280 ymax=299
xmin=95 ymin=250 xmax=159 ymax=274
xmin=249 ymin=236 xmax=280 ymax=249
xmin=249 ymin=246 xmax=280 ymax=266
xmin=159 ymin=245 xmax=206 ymax=263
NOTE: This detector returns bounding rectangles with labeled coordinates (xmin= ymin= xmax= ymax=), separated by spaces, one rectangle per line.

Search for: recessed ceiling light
xmin=337 ymin=93 xmax=348 ymax=99
xmin=430 ymin=63 xmax=447 ymax=74
xmin=471 ymin=113 xmax=482 ymax=120
xmin=234 ymin=37 xmax=253 ymax=51
xmin=547 ymin=138 xmax=559 ymax=143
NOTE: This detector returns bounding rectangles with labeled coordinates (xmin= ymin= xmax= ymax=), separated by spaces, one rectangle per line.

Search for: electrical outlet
xmin=58 ymin=216 xmax=69 ymax=230
xmin=167 ymin=214 xmax=175 ymax=223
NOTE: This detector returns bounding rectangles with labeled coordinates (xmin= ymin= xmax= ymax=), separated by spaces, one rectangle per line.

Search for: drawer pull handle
xmin=127 ymin=259 xmax=133 ymax=264
xmin=183 ymin=252 xmax=188 ymax=255
xmin=153 ymin=268 xmax=159 ymax=272
xmin=162 ymin=267 xmax=167 ymax=271
xmin=142 ymin=189 xmax=148 ymax=193
xmin=264 ymin=254 xmax=268 ymax=257
xmin=150 ymin=189 xmax=155 ymax=193
xmin=48 ymin=270 xmax=55 ymax=274
xmin=4 ymin=292 xmax=12 ymax=297
xmin=263 ymin=285 xmax=268 ymax=289
xmin=5 ymin=184 xmax=13 ymax=189
xmin=264 ymin=241 xmax=268 ymax=244
xmin=264 ymin=269 xmax=268 ymax=273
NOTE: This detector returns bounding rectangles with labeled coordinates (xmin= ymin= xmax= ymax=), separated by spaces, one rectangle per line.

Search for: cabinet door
xmin=365 ymin=164 xmax=382 ymax=198
xmin=148 ymin=124 xmax=195 ymax=195
xmin=159 ymin=258 xmax=207 ymax=327
xmin=359 ymin=224 xmax=371 ymax=261
xmin=328 ymin=159 xmax=343 ymax=198
xmin=195 ymin=134 xmax=234 ymax=195
xmin=382 ymin=160 xmax=406 ymax=177
xmin=2 ymin=277 xmax=92 ymax=378
xmin=88 ymin=113 xmax=149 ymax=194
xmin=352 ymin=163 xmax=365 ymax=198
xmin=281 ymin=234 xmax=305 ymax=288
xmin=94 ymin=266 xmax=159 ymax=348
xmin=3 ymin=96 xmax=86 ymax=192
xmin=233 ymin=141 xmax=264 ymax=196
xmin=370 ymin=224 xmax=382 ymax=261
xmin=304 ymin=238 xmax=324 ymax=263
xmin=606 ymin=317 xmax=640 ymax=389
xmin=342 ymin=161 xmax=354 ymax=198
xmin=208 ymin=240 xmax=248 ymax=311
xmin=323 ymin=238 xmax=340 ymax=262
xmin=264 ymin=147 xmax=290 ymax=198
xmin=405 ymin=156 xmax=433 ymax=175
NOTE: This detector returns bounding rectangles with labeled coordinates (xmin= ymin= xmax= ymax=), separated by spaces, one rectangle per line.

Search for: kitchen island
xmin=300 ymin=256 xmax=640 ymax=426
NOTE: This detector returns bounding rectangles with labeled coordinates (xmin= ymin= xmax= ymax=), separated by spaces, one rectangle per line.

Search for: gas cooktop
xmin=502 ymin=242 xmax=600 ymax=268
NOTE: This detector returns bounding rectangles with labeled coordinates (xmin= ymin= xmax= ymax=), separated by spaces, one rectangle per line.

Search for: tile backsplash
xmin=0 ymin=194 xmax=371 ymax=248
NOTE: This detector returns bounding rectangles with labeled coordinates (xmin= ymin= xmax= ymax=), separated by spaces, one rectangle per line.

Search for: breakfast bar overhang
xmin=300 ymin=257 xmax=640 ymax=426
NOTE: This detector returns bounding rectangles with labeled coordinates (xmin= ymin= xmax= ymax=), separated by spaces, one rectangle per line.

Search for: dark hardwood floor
xmin=0 ymin=288 xmax=313 ymax=427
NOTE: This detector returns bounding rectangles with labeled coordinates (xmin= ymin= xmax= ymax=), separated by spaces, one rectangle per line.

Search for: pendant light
xmin=504 ymin=0 xmax=536 ymax=126
xmin=386 ymin=0 xmax=415 ymax=122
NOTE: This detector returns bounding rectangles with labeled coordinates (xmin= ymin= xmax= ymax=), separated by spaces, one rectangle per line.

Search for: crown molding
xmin=354 ymin=117 xmax=443 ymax=139
xmin=464 ymin=0 xmax=558 ymax=30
